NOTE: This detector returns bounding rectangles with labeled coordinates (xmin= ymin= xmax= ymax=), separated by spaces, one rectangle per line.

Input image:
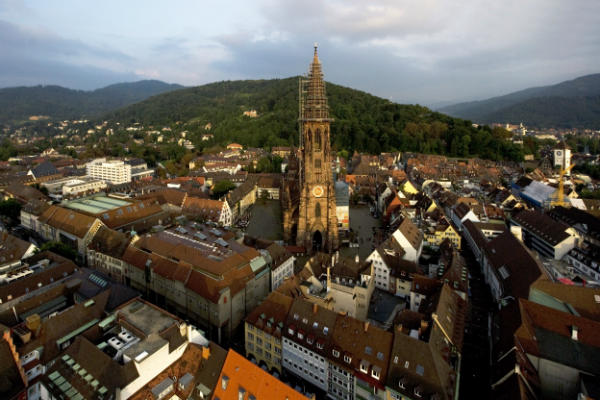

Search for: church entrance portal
xmin=312 ymin=230 xmax=323 ymax=252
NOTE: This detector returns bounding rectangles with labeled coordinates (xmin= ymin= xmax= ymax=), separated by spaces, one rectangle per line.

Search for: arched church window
xmin=315 ymin=129 xmax=322 ymax=151
xmin=315 ymin=202 xmax=321 ymax=218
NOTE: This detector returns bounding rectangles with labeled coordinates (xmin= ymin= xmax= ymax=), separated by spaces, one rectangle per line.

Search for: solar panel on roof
xmin=195 ymin=232 xmax=207 ymax=240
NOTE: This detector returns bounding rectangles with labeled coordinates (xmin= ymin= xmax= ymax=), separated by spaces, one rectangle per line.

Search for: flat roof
xmin=63 ymin=195 xmax=131 ymax=214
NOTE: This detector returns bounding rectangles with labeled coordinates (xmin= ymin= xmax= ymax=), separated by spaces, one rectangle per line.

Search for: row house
xmin=423 ymin=217 xmax=461 ymax=250
xmin=386 ymin=284 xmax=466 ymax=400
xmin=476 ymin=227 xmax=546 ymax=303
xmin=449 ymin=203 xmax=479 ymax=232
xmin=282 ymin=298 xmax=393 ymax=400
xmin=86 ymin=225 xmax=131 ymax=283
xmin=226 ymin=179 xmax=258 ymax=221
xmin=244 ymin=291 xmax=293 ymax=375
xmin=367 ymin=235 xmax=418 ymax=296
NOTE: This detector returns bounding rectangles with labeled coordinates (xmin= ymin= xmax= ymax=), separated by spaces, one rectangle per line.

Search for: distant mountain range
xmin=0 ymin=80 xmax=184 ymax=123
xmin=439 ymin=74 xmax=600 ymax=128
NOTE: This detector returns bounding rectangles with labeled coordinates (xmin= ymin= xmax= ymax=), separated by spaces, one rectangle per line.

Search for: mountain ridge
xmin=0 ymin=80 xmax=184 ymax=123
xmin=439 ymin=73 xmax=600 ymax=128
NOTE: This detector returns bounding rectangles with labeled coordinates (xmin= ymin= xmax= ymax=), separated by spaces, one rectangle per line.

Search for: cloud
xmin=0 ymin=19 xmax=135 ymax=89
xmin=214 ymin=0 xmax=600 ymax=104
xmin=1 ymin=0 xmax=599 ymax=105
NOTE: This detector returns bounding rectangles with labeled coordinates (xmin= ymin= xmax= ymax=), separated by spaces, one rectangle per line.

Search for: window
xmin=302 ymin=318 xmax=308 ymax=324
xmin=315 ymin=129 xmax=322 ymax=151
xmin=332 ymin=349 xmax=340 ymax=358
xmin=393 ymin=355 xmax=399 ymax=364
xmin=288 ymin=328 xmax=295 ymax=335
xmin=344 ymin=355 xmax=351 ymax=363
xmin=315 ymin=202 xmax=321 ymax=218
xmin=314 ymin=159 xmax=321 ymax=169
xmin=312 ymin=322 xmax=318 ymax=329
xmin=256 ymin=338 xmax=262 ymax=345
xmin=323 ymin=326 xmax=329 ymax=335
xmin=317 ymin=342 xmax=324 ymax=350
xmin=247 ymin=333 xmax=254 ymax=341
xmin=298 ymin=332 xmax=304 ymax=340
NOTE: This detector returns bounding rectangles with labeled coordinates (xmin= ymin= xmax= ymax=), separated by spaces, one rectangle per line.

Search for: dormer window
xmin=288 ymin=328 xmax=295 ymax=335
xmin=371 ymin=368 xmax=380 ymax=380
xmin=332 ymin=349 xmax=340 ymax=358
xmin=221 ymin=375 xmax=229 ymax=390
xmin=414 ymin=386 xmax=422 ymax=398
xmin=323 ymin=326 xmax=329 ymax=335
xmin=312 ymin=322 xmax=318 ymax=329
xmin=359 ymin=360 xmax=370 ymax=373
xmin=302 ymin=318 xmax=308 ymax=324
xmin=344 ymin=355 xmax=351 ymax=364
xmin=317 ymin=341 xmax=324 ymax=350
xmin=307 ymin=336 xmax=314 ymax=345
xmin=298 ymin=332 xmax=304 ymax=340
xmin=293 ymin=313 xmax=299 ymax=320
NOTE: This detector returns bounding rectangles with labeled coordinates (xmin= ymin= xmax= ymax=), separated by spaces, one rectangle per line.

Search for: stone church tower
xmin=294 ymin=46 xmax=339 ymax=252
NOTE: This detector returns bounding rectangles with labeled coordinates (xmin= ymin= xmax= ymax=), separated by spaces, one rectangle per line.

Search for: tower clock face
xmin=312 ymin=185 xmax=324 ymax=197
xmin=556 ymin=150 xmax=562 ymax=156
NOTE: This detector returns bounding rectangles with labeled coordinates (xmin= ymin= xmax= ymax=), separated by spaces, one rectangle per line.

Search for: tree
xmin=0 ymin=199 xmax=22 ymax=221
xmin=212 ymin=180 xmax=236 ymax=199
xmin=36 ymin=241 xmax=78 ymax=262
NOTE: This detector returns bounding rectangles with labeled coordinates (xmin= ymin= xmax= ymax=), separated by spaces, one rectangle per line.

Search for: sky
xmin=1 ymin=0 xmax=599 ymax=106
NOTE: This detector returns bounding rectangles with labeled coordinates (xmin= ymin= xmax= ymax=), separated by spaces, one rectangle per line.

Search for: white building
xmin=553 ymin=141 xmax=572 ymax=174
xmin=62 ymin=178 xmax=107 ymax=196
xmin=86 ymin=158 xmax=132 ymax=185
xmin=282 ymin=301 xmax=337 ymax=392
xmin=265 ymin=243 xmax=295 ymax=291
xmin=391 ymin=217 xmax=423 ymax=263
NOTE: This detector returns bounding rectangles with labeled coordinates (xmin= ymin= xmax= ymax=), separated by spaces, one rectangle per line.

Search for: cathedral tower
xmin=295 ymin=46 xmax=339 ymax=252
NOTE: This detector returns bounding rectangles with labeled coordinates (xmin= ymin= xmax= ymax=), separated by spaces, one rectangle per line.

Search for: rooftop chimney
xmin=202 ymin=346 xmax=211 ymax=360
xmin=313 ymin=303 xmax=318 ymax=314
xmin=571 ymin=325 xmax=578 ymax=341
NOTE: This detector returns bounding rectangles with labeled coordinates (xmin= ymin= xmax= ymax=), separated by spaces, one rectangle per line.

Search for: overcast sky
xmin=1 ymin=0 xmax=599 ymax=105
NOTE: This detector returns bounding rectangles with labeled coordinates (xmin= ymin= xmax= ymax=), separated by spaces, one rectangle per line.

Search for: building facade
xmin=85 ymin=158 xmax=132 ymax=185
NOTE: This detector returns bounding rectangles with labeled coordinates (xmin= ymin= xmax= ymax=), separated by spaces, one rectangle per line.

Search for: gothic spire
xmin=302 ymin=45 xmax=332 ymax=122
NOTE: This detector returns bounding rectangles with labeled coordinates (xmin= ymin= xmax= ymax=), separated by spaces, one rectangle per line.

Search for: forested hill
xmin=0 ymin=80 xmax=183 ymax=123
xmin=439 ymin=74 xmax=600 ymax=128
xmin=107 ymin=77 xmax=524 ymax=161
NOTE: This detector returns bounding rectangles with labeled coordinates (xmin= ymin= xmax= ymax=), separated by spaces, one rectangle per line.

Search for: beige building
xmin=244 ymin=291 xmax=293 ymax=375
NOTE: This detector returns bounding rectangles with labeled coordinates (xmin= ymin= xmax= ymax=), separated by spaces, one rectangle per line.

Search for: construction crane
xmin=550 ymin=163 xmax=575 ymax=208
